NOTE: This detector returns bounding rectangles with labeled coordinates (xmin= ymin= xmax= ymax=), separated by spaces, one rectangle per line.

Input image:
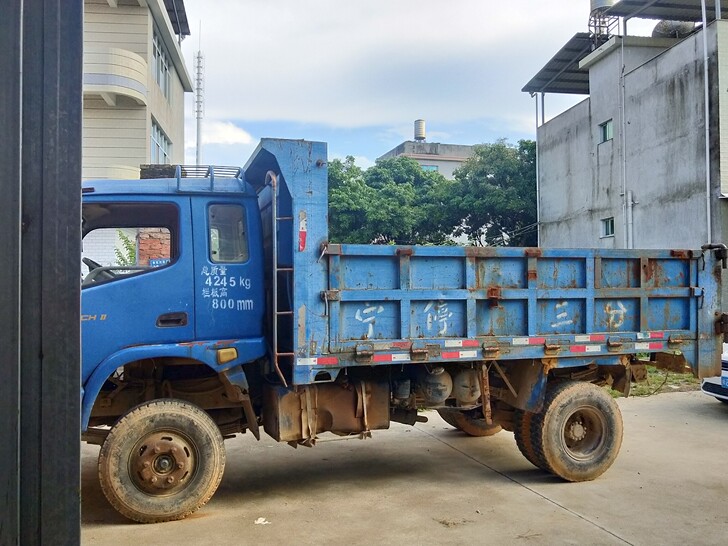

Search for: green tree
xmin=452 ymin=139 xmax=537 ymax=246
xmin=328 ymin=156 xmax=458 ymax=244
xmin=114 ymin=229 xmax=137 ymax=266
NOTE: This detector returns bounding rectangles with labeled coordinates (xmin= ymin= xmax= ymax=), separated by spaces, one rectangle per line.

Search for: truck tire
xmin=98 ymin=398 xmax=225 ymax=523
xmin=437 ymin=408 xmax=502 ymax=437
xmin=513 ymin=409 xmax=547 ymax=470
xmin=530 ymin=381 xmax=623 ymax=482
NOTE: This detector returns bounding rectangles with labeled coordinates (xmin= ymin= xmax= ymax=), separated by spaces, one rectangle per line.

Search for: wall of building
xmin=623 ymin=29 xmax=712 ymax=248
xmin=538 ymin=98 xmax=618 ymax=246
xmin=83 ymin=97 xmax=148 ymax=180
xmin=83 ymin=0 xmax=189 ymax=179
xmin=539 ymin=25 xmax=727 ymax=251
xmin=378 ymin=141 xmax=475 ymax=180
xmin=145 ymin=8 xmax=187 ymax=164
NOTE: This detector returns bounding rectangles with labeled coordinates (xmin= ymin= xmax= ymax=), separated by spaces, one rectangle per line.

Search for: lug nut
xmin=150 ymin=477 xmax=158 ymax=484
xmin=166 ymin=477 xmax=175 ymax=484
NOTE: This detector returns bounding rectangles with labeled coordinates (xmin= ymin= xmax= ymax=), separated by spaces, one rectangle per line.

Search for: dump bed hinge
xmin=715 ymin=313 xmax=728 ymax=341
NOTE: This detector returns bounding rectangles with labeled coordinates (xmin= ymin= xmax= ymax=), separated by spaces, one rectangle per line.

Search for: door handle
xmin=156 ymin=312 xmax=188 ymax=328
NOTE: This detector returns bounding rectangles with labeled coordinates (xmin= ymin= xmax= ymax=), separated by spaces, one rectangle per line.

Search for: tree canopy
xmin=451 ymin=139 xmax=537 ymax=246
xmin=328 ymin=139 xmax=537 ymax=246
xmin=328 ymin=155 xmax=457 ymax=245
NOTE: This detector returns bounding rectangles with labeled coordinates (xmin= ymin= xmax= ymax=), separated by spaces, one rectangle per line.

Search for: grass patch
xmin=612 ymin=364 xmax=700 ymax=398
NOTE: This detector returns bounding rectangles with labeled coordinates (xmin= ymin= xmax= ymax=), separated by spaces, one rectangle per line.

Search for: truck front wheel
xmin=98 ymin=398 xmax=226 ymax=523
xmin=530 ymin=381 xmax=623 ymax=482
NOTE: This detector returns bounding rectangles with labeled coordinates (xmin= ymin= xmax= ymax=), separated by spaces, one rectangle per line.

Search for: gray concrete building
xmin=378 ymin=121 xmax=474 ymax=179
xmin=524 ymin=1 xmax=728 ymax=251
xmin=83 ymin=0 xmax=192 ymax=180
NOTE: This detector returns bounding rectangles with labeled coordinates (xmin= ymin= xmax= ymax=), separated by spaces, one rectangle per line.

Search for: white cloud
xmin=329 ymin=153 xmax=375 ymax=169
xmin=181 ymin=0 xmax=593 ymax=129
xmin=185 ymin=120 xmax=254 ymax=148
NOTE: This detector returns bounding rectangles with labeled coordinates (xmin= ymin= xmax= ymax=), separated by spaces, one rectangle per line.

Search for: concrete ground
xmin=81 ymin=391 xmax=728 ymax=545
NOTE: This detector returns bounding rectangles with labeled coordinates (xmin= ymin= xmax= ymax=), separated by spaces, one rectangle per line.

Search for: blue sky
xmin=179 ymin=0 xmax=654 ymax=168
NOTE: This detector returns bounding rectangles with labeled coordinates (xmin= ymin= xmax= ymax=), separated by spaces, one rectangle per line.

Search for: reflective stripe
xmin=570 ymin=345 xmax=601 ymax=353
xmin=298 ymin=356 xmax=339 ymax=366
xmin=575 ymin=334 xmax=606 ymax=342
xmin=444 ymin=339 xmax=479 ymax=348
xmin=512 ymin=337 xmax=545 ymax=346
xmin=442 ymin=350 xmax=479 ymax=359
xmin=637 ymin=332 xmax=664 ymax=340
xmin=636 ymin=342 xmax=664 ymax=351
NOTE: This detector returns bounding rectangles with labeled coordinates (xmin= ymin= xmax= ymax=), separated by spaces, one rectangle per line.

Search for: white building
xmin=378 ymin=121 xmax=475 ymax=180
xmin=83 ymin=0 xmax=192 ymax=180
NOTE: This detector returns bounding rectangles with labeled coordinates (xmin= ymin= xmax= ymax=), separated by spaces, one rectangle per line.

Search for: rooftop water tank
xmin=414 ymin=119 xmax=426 ymax=141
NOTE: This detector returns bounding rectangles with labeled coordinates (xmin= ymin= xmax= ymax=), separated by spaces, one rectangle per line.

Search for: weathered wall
xmin=539 ymin=27 xmax=728 ymax=252
xmin=624 ymin=31 xmax=712 ymax=248
xmin=538 ymin=98 xmax=611 ymax=246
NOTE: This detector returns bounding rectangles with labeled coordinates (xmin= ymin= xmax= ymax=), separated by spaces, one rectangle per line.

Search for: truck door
xmin=81 ymin=198 xmax=194 ymax=384
xmin=191 ymin=198 xmax=265 ymax=341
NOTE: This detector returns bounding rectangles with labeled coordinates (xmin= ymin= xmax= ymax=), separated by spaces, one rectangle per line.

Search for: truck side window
xmin=209 ymin=204 xmax=248 ymax=263
xmin=81 ymin=202 xmax=177 ymax=286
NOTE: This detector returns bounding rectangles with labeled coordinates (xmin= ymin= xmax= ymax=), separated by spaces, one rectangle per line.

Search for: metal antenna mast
xmin=194 ymin=24 xmax=204 ymax=165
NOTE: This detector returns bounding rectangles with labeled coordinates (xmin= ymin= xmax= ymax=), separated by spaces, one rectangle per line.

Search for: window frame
xmin=152 ymin=25 xmax=171 ymax=99
xmin=81 ymin=201 xmax=179 ymax=287
xmin=601 ymin=216 xmax=615 ymax=238
xmin=599 ymin=119 xmax=614 ymax=143
xmin=151 ymin=119 xmax=171 ymax=164
xmin=207 ymin=203 xmax=249 ymax=264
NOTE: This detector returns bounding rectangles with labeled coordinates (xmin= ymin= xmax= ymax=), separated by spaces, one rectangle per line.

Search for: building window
xmin=601 ymin=217 xmax=615 ymax=238
xmin=421 ymin=165 xmax=439 ymax=172
xmin=151 ymin=120 xmax=171 ymax=164
xmin=599 ymin=119 xmax=613 ymax=143
xmin=152 ymin=26 xmax=170 ymax=99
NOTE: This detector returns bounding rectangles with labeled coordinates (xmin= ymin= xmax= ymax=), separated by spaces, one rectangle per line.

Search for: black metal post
xmin=0 ymin=0 xmax=83 ymax=544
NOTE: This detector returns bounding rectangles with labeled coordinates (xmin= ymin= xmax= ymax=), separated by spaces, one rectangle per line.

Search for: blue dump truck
xmin=81 ymin=139 xmax=725 ymax=523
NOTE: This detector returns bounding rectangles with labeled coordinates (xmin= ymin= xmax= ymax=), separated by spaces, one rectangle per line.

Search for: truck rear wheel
xmin=530 ymin=381 xmax=623 ymax=482
xmin=513 ymin=410 xmax=547 ymax=470
xmin=98 ymin=398 xmax=225 ymax=523
xmin=437 ymin=408 xmax=502 ymax=437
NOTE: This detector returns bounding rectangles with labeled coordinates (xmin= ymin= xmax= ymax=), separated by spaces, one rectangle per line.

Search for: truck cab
xmin=81 ymin=171 xmax=266 ymax=438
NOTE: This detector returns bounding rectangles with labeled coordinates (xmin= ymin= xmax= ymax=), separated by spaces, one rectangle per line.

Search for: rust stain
xmin=670 ymin=249 xmax=693 ymax=259
xmin=527 ymin=269 xmax=537 ymax=281
xmin=465 ymin=246 xmax=498 ymax=258
xmin=396 ymin=247 xmax=413 ymax=257
xmin=541 ymin=357 xmax=558 ymax=374
xmin=524 ymin=248 xmax=542 ymax=258
xmin=487 ymin=286 xmax=502 ymax=300
xmin=642 ymin=259 xmax=657 ymax=284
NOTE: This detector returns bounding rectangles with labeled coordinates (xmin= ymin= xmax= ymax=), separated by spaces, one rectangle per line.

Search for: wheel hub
xmin=567 ymin=420 xmax=587 ymax=442
xmin=131 ymin=432 xmax=196 ymax=495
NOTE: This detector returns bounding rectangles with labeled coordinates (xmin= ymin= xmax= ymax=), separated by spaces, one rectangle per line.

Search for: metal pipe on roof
xmin=535 ymin=94 xmax=541 ymax=246
xmin=620 ymin=35 xmax=630 ymax=248
xmin=541 ymin=93 xmax=545 ymax=125
xmin=702 ymin=0 xmax=713 ymax=243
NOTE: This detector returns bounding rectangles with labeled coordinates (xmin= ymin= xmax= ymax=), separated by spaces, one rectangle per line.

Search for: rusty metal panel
xmin=263 ymin=381 xmax=390 ymax=442
xmin=289 ymin=244 xmax=723 ymax=383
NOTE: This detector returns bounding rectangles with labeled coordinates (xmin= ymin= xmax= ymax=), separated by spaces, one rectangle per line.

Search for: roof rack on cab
xmin=139 ymin=164 xmax=245 ymax=192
